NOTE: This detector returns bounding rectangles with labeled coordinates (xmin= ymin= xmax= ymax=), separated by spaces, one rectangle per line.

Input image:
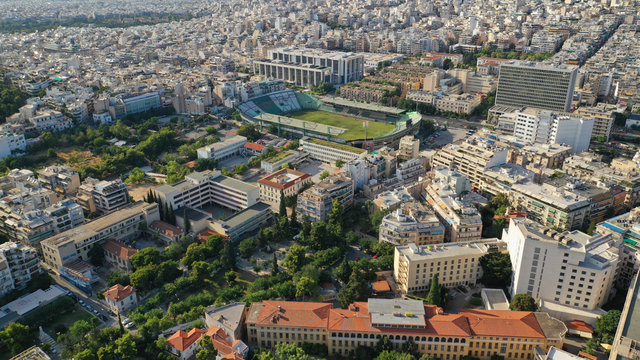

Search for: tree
xmin=196 ymin=335 xmax=218 ymax=360
xmin=426 ymin=274 xmax=442 ymax=306
xmin=328 ymin=199 xmax=345 ymax=227
xmin=224 ymin=271 xmax=237 ymax=286
xmin=510 ymin=294 xmax=538 ymax=311
xmin=237 ymin=124 xmax=261 ymax=141
xmin=129 ymin=266 xmax=156 ymax=292
xmin=279 ymin=190 xmax=287 ymax=218
xmin=88 ymin=245 xmax=105 ymax=266
xmin=295 ymin=276 xmax=317 ymax=300
xmin=335 ymin=159 xmax=345 ymax=168
xmin=334 ymin=257 xmax=352 ymax=282
xmin=238 ymin=237 xmax=256 ymax=258
xmin=221 ymin=241 xmax=236 ymax=270
xmin=271 ymin=253 xmax=279 ymax=275
xmin=319 ymin=170 xmax=330 ymax=180
xmin=479 ymin=252 xmax=512 ymax=289
xmin=290 ymin=205 xmax=299 ymax=229
xmin=596 ymin=310 xmax=621 ymax=344
xmin=125 ymin=167 xmax=145 ymax=184
xmin=283 ymin=244 xmax=307 ymax=275
xmin=442 ymin=58 xmax=453 ymax=70
xmin=183 ymin=208 xmax=191 ymax=233
xmin=114 ymin=334 xmax=137 ymax=360
xmin=190 ymin=261 xmax=213 ymax=283
xmin=130 ymin=247 xmax=162 ymax=269
xmin=0 ymin=322 xmax=30 ymax=355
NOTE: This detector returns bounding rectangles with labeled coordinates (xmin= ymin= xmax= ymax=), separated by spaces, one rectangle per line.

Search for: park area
xmin=287 ymin=109 xmax=395 ymax=140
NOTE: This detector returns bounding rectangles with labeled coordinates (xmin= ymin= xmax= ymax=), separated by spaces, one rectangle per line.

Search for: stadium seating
xmin=270 ymin=91 xmax=301 ymax=113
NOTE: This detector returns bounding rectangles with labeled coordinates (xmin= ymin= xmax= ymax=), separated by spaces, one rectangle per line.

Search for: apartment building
xmin=339 ymin=82 xmax=396 ymax=103
xmin=27 ymin=109 xmax=73 ymax=132
xmin=495 ymin=61 xmax=578 ymax=112
xmin=76 ymin=178 xmax=129 ymax=214
xmin=511 ymin=108 xmax=594 ymax=154
xmin=574 ymin=103 xmax=617 ymax=141
xmin=508 ymin=144 xmax=572 ymax=172
xmin=258 ymin=168 xmax=312 ymax=207
xmin=297 ymin=175 xmax=354 ymax=222
xmin=0 ymin=133 xmax=26 ymax=159
xmin=396 ymin=158 xmax=426 ymax=183
xmin=508 ymin=182 xmax=591 ymax=231
xmin=0 ymin=242 xmax=41 ymax=296
xmin=431 ymin=139 xmax=508 ymax=190
xmin=425 ymin=168 xmax=482 ymax=242
xmin=398 ymin=135 xmax=420 ymax=161
xmin=44 ymin=199 xmax=85 ymax=232
xmin=394 ymin=239 xmax=505 ymax=293
xmin=406 ymin=91 xmax=482 ymax=115
xmin=40 ymin=202 xmax=159 ymax=272
xmin=300 ymin=136 xmax=367 ymax=164
xmin=504 ymin=218 xmax=618 ymax=316
xmin=246 ymin=299 xmax=567 ymax=360
xmin=267 ymin=47 xmax=364 ymax=85
xmin=122 ymin=92 xmax=161 ymax=115
xmin=596 ymin=208 xmax=640 ymax=289
xmin=37 ymin=165 xmax=80 ymax=195
xmin=379 ymin=201 xmax=445 ymax=246
xmin=154 ymin=170 xmax=259 ymax=212
xmin=609 ymin=271 xmax=640 ymax=360
xmin=196 ymin=135 xmax=247 ymax=161
xmin=374 ymin=187 xmax=414 ymax=211
xmin=449 ymin=69 xmax=497 ymax=94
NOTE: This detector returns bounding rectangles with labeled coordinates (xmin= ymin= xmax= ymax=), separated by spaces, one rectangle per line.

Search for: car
xmin=93 ymin=310 xmax=99 ymax=315
xmin=123 ymin=318 xmax=131 ymax=325
xmin=125 ymin=322 xmax=135 ymax=329
xmin=87 ymin=305 xmax=94 ymax=312
xmin=79 ymin=299 xmax=85 ymax=305
xmin=373 ymin=255 xmax=378 ymax=259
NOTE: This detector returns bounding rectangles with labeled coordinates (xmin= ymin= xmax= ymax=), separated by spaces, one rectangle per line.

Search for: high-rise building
xmin=379 ymin=201 xmax=444 ymax=246
xmin=496 ymin=61 xmax=578 ymax=112
xmin=504 ymin=218 xmax=619 ymax=321
xmin=512 ymin=108 xmax=594 ymax=153
xmin=265 ymin=47 xmax=364 ymax=85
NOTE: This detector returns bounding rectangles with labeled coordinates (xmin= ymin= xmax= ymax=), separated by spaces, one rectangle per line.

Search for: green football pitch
xmin=286 ymin=109 xmax=395 ymax=140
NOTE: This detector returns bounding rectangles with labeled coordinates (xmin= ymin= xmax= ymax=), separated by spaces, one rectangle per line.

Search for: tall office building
xmin=496 ymin=61 xmax=578 ymax=112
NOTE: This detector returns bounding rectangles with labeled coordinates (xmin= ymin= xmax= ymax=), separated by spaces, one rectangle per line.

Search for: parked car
xmin=78 ymin=299 xmax=85 ymax=305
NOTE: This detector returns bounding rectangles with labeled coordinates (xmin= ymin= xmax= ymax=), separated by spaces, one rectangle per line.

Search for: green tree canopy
xmin=510 ymin=294 xmax=538 ymax=311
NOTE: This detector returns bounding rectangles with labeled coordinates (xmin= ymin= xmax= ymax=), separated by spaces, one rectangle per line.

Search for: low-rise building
xmin=167 ymin=328 xmax=206 ymax=360
xmin=394 ymin=239 xmax=505 ymax=293
xmin=300 ymin=136 xmax=367 ymax=164
xmin=103 ymin=284 xmax=137 ymax=314
xmin=258 ymin=168 xmax=312 ymax=207
xmin=197 ymin=135 xmax=248 ymax=161
xmin=204 ymin=303 xmax=246 ymax=341
xmin=149 ymin=221 xmax=183 ymax=243
xmin=102 ymin=239 xmax=138 ymax=272
xmin=297 ymin=175 xmax=354 ymax=222
xmin=41 ymin=202 xmax=159 ymax=273
xmin=154 ymin=171 xmax=259 ymax=212
xmin=379 ymin=201 xmax=444 ymax=246
xmin=246 ymin=299 xmax=567 ymax=359
xmin=209 ymin=202 xmax=273 ymax=240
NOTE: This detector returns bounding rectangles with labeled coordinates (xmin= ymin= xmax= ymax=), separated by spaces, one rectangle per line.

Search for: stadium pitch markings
xmin=287 ymin=109 xmax=395 ymax=140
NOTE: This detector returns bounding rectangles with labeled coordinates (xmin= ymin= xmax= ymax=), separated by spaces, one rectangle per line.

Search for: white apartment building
xmin=512 ymin=108 xmax=594 ymax=154
xmin=197 ymin=135 xmax=247 ymax=161
xmin=0 ymin=133 xmax=26 ymax=159
xmin=504 ymin=218 xmax=619 ymax=313
xmin=76 ymin=179 xmax=128 ymax=215
xmin=0 ymin=242 xmax=41 ymax=296
xmin=425 ymin=170 xmax=482 ymax=242
xmin=300 ymin=136 xmax=367 ymax=164
xmin=574 ymin=103 xmax=617 ymax=141
xmin=379 ymin=201 xmax=445 ymax=246
xmin=394 ymin=239 xmax=505 ymax=294
xmin=154 ymin=170 xmax=259 ymax=211
xmin=257 ymin=168 xmax=312 ymax=207
xmin=28 ymin=109 xmax=73 ymax=132
xmin=297 ymin=175 xmax=354 ymax=222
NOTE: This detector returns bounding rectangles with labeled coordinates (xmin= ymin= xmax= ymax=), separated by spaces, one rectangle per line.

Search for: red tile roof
xmin=205 ymin=327 xmax=246 ymax=360
xmin=102 ymin=239 xmax=138 ymax=261
xmin=167 ymin=328 xmax=206 ymax=352
xmin=245 ymin=142 xmax=266 ymax=152
xmin=257 ymin=168 xmax=311 ymax=190
xmin=250 ymin=301 xmax=549 ymax=339
xmin=151 ymin=220 xmax=183 ymax=238
xmin=104 ymin=284 xmax=136 ymax=302
xmin=371 ymin=280 xmax=391 ymax=293
xmin=566 ymin=320 xmax=594 ymax=333
xmin=252 ymin=300 xmax=332 ymax=328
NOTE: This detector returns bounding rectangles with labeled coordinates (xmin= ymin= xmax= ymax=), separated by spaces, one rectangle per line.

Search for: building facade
xmin=300 ymin=137 xmax=367 ymax=164
xmin=297 ymin=175 xmax=354 ymax=222
xmin=0 ymin=242 xmax=41 ymax=296
xmin=197 ymin=135 xmax=248 ymax=161
xmin=379 ymin=201 xmax=445 ymax=246
xmin=257 ymin=168 xmax=312 ymax=207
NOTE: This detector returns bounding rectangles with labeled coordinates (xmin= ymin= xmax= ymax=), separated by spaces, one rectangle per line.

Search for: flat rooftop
xmin=621 ymin=271 xmax=640 ymax=341
xmin=368 ymin=298 xmax=426 ymax=327
xmin=217 ymin=202 xmax=271 ymax=229
xmin=211 ymin=173 xmax=258 ymax=194
xmin=321 ymin=97 xmax=406 ymax=115
xmin=397 ymin=239 xmax=504 ymax=261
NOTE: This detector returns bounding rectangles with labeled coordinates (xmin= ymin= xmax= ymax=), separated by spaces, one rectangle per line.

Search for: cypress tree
xmin=290 ymin=205 xmax=299 ymax=229
xmin=183 ymin=208 xmax=191 ymax=233
xmin=426 ymin=273 xmax=442 ymax=306
xmin=158 ymin=199 xmax=165 ymax=221
xmin=272 ymin=253 xmax=279 ymax=275
xmin=279 ymin=189 xmax=287 ymax=219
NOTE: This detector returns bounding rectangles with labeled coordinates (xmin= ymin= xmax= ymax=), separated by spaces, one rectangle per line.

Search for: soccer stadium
xmin=237 ymin=90 xmax=422 ymax=149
